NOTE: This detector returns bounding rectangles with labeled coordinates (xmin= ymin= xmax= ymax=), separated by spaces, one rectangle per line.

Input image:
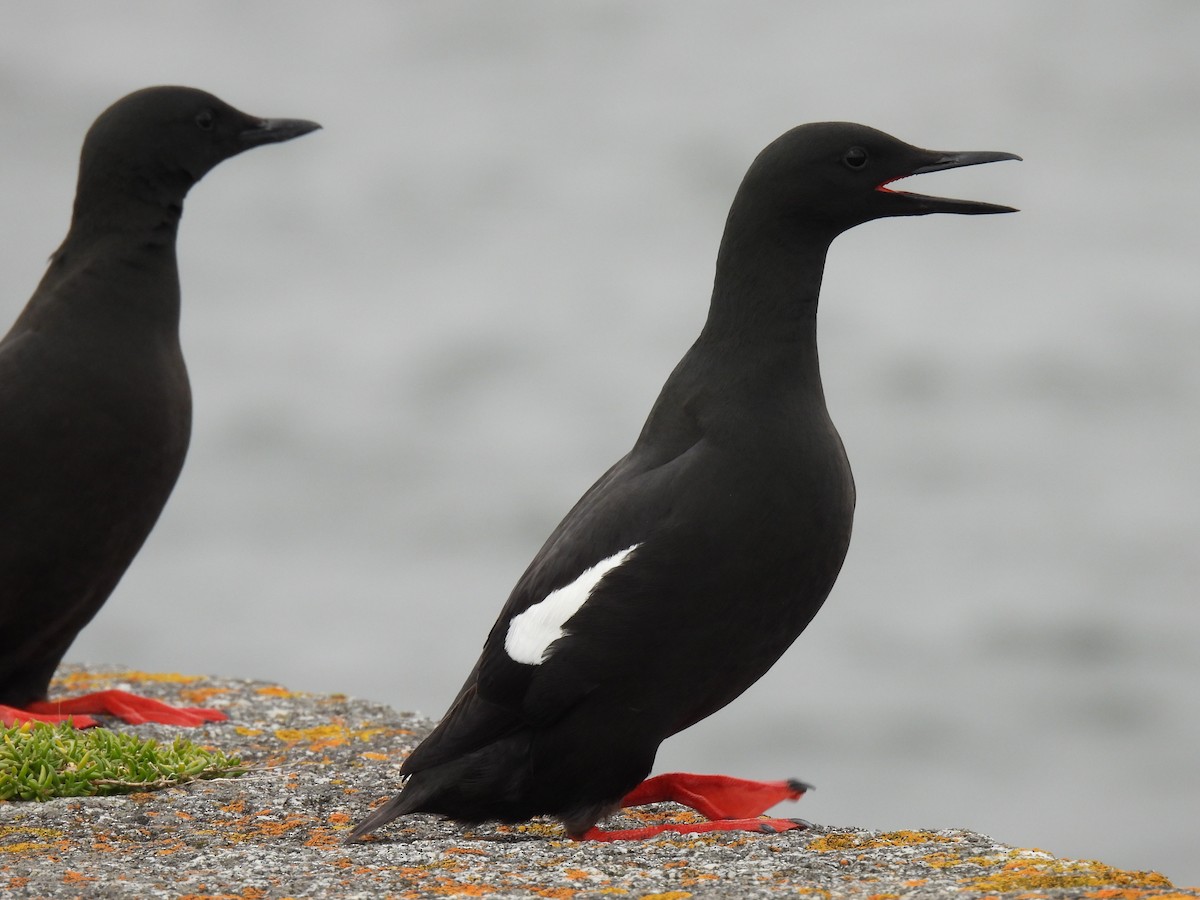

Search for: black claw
xmin=786 ymin=778 xmax=815 ymax=793
xmin=787 ymin=817 xmax=814 ymax=829
xmin=759 ymin=823 xmax=780 ymax=834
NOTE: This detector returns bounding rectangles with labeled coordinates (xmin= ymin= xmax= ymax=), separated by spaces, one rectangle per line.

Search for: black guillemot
xmin=0 ymin=87 xmax=319 ymax=729
xmin=349 ymin=122 xmax=1019 ymax=842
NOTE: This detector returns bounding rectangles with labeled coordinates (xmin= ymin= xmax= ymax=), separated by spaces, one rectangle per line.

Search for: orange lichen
xmin=639 ymin=892 xmax=692 ymax=900
xmin=425 ymin=877 xmax=500 ymax=896
xmin=808 ymin=830 xmax=960 ymax=853
xmin=966 ymin=856 xmax=1173 ymax=893
xmin=302 ymin=829 xmax=341 ymax=850
xmin=255 ymin=686 xmax=305 ymax=698
xmin=62 ymin=871 xmax=97 ymax=883
xmin=177 ymin=890 xmax=268 ymax=900
xmin=625 ymin=807 xmax=705 ymax=825
xmin=200 ymin=805 xmax=319 ymax=847
xmin=250 ymin=815 xmax=311 ymax=839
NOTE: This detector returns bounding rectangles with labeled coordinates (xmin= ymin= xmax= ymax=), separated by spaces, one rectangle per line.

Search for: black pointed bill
xmin=878 ymin=149 xmax=1022 ymax=215
xmin=239 ymin=117 xmax=322 ymax=147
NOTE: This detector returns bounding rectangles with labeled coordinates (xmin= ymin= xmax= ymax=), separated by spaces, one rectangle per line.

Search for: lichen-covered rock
xmin=0 ymin=666 xmax=1193 ymax=899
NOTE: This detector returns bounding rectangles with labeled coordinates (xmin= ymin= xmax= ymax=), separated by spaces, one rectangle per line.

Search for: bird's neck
xmin=697 ymin=216 xmax=834 ymax=368
xmin=32 ymin=189 xmax=187 ymax=334
xmin=58 ymin=157 xmax=194 ymax=262
xmin=67 ymin=174 xmax=188 ymax=251
xmin=632 ymin=224 xmax=837 ymax=461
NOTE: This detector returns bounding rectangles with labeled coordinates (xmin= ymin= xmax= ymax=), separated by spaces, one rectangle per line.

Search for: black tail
xmin=345 ymin=775 xmax=432 ymax=843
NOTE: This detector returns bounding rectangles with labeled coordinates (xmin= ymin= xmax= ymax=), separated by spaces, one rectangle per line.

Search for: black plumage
xmin=349 ymin=122 xmax=1019 ymax=842
xmin=0 ymin=87 xmax=319 ymax=727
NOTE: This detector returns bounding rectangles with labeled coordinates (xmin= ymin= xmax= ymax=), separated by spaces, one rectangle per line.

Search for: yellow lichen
xmin=273 ymin=725 xmax=347 ymax=744
xmin=272 ymin=722 xmax=395 ymax=752
xmin=0 ymin=825 xmax=65 ymax=840
xmin=496 ymin=821 xmax=563 ymax=838
xmin=255 ymin=685 xmax=306 ymax=698
xmin=51 ymin=670 xmax=202 ymax=690
xmin=807 ymin=830 xmax=959 ymax=852
xmin=966 ymin=857 xmax=1173 ymax=893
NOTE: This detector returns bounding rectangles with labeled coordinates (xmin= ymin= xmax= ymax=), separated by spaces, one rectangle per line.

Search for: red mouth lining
xmin=875 ymin=175 xmax=909 ymax=194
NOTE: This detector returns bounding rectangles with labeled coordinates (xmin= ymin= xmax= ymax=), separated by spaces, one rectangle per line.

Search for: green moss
xmin=0 ymin=722 xmax=244 ymax=801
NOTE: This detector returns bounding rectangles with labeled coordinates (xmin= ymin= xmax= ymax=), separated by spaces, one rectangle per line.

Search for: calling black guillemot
xmin=0 ymin=87 xmax=319 ymax=729
xmin=347 ymin=121 xmax=1020 ymax=842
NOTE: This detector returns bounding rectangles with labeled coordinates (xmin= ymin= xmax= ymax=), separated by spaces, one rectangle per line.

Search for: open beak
xmin=878 ymin=149 xmax=1022 ymax=215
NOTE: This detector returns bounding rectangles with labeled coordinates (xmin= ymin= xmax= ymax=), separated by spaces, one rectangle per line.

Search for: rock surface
xmin=0 ymin=666 xmax=1193 ymax=899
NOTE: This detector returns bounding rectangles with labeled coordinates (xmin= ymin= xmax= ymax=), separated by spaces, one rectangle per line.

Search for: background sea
xmin=1 ymin=1 xmax=1197 ymax=885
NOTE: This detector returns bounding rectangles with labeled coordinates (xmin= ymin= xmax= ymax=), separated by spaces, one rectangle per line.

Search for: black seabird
xmin=0 ymin=87 xmax=319 ymax=729
xmin=348 ymin=122 xmax=1019 ymax=842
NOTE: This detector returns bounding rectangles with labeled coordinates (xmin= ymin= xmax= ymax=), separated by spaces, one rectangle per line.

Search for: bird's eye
xmin=195 ymin=109 xmax=215 ymax=132
xmin=842 ymin=147 xmax=869 ymax=170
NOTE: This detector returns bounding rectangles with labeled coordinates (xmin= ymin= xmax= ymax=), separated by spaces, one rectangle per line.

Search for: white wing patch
xmin=504 ymin=543 xmax=641 ymax=666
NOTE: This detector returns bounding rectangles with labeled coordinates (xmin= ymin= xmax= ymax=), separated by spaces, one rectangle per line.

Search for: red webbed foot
xmin=576 ymin=816 xmax=807 ymax=842
xmin=23 ymin=690 xmax=226 ymax=727
xmin=570 ymin=772 xmax=812 ymax=842
xmin=1 ymin=704 xmax=100 ymax=728
xmin=621 ymin=772 xmax=811 ymax=820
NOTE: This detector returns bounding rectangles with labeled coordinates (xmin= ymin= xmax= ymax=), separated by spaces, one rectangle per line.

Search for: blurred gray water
xmin=2 ymin=1 xmax=1197 ymax=885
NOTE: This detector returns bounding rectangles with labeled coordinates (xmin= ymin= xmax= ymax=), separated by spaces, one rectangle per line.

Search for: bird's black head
xmin=76 ymin=86 xmax=321 ymax=200
xmin=734 ymin=121 xmax=1020 ymax=239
